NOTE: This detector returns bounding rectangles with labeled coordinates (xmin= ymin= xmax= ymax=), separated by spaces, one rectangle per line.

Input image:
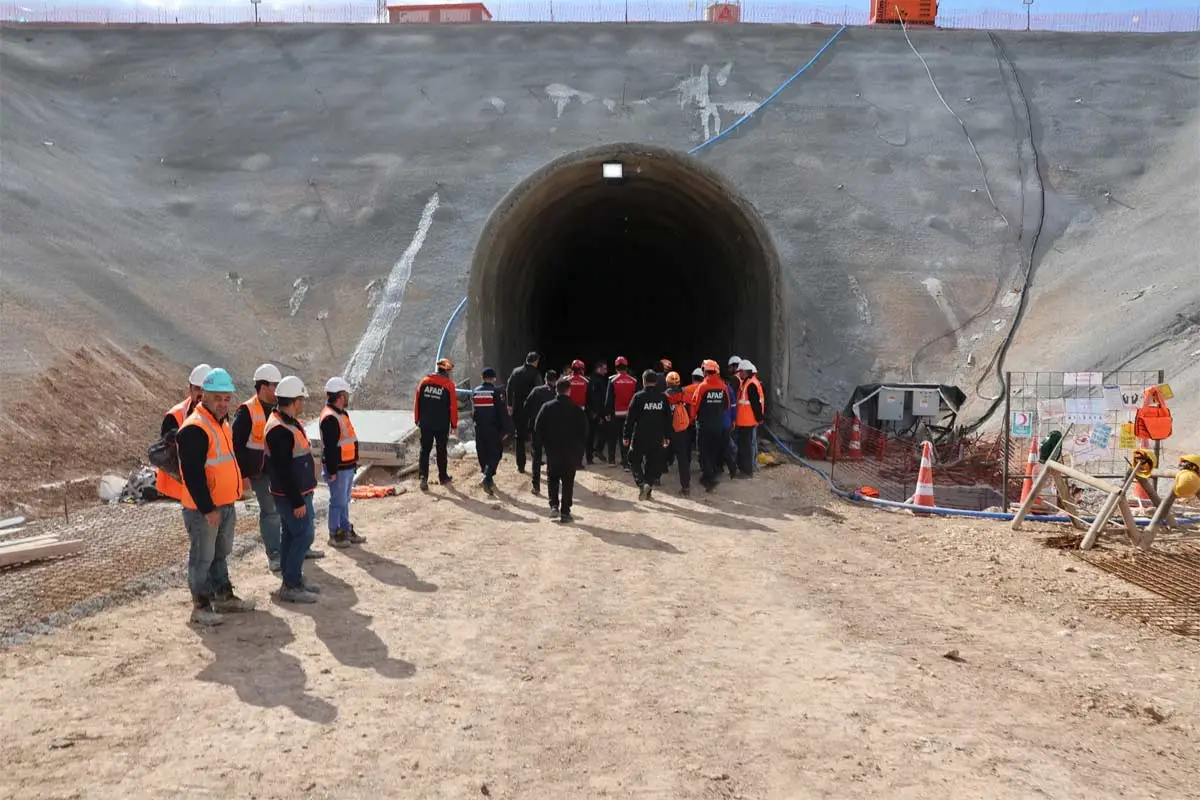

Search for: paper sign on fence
xmin=1118 ymin=422 xmax=1136 ymax=450
xmin=1011 ymin=411 xmax=1033 ymax=438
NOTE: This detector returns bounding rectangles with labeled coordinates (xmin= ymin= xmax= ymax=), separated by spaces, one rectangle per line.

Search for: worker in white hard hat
xmin=154 ymin=363 xmax=211 ymax=503
xmin=734 ymin=359 xmax=765 ymax=478
xmin=320 ymin=376 xmax=363 ymax=549
xmin=231 ymin=364 xmax=286 ymax=572
xmin=177 ymin=367 xmax=255 ymax=625
xmin=265 ymin=376 xmax=321 ymax=604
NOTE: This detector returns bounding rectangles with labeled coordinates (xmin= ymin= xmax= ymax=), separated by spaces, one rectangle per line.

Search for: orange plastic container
xmin=870 ymin=0 xmax=937 ymax=25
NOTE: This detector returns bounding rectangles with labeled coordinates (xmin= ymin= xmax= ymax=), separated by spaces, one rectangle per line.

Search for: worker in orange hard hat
xmin=689 ymin=359 xmax=733 ymax=492
xmin=664 ymin=371 xmax=695 ymax=496
xmin=414 ymin=358 xmax=459 ymax=491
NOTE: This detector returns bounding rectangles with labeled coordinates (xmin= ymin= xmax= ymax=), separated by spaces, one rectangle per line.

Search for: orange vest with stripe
xmin=320 ymin=406 xmax=358 ymax=464
xmin=155 ymin=397 xmax=194 ymax=501
xmin=736 ymin=376 xmax=765 ymax=428
xmin=265 ymin=412 xmax=318 ymax=497
xmin=178 ymin=406 xmax=243 ymax=510
xmin=243 ymin=395 xmax=270 ymax=453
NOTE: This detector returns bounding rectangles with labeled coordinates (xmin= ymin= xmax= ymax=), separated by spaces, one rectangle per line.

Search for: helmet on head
xmin=666 ymin=371 xmax=681 ymax=387
xmin=660 ymin=358 xmax=672 ymax=370
xmin=702 ymin=359 xmax=719 ymax=374
xmin=276 ymin=376 xmax=309 ymax=400
xmin=615 ymin=356 xmax=629 ymax=368
xmin=727 ymin=355 xmax=742 ymax=367
xmin=325 ymin=376 xmax=352 ymax=394
xmin=201 ymin=367 xmax=236 ymax=394
xmin=691 ymin=367 xmax=704 ymax=379
xmin=188 ymin=363 xmax=212 ymax=387
xmin=571 ymin=359 xmax=585 ymax=371
xmin=738 ymin=360 xmax=757 ymax=373
xmin=437 ymin=358 xmax=454 ymax=371
xmin=253 ymin=363 xmax=282 ymax=384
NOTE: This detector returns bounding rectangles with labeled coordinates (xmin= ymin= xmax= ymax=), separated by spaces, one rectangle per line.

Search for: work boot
xmin=189 ymin=599 xmax=224 ymax=627
xmin=638 ymin=483 xmax=651 ymax=502
xmin=420 ymin=477 xmax=429 ymax=491
xmin=557 ymin=511 xmax=573 ymax=525
xmin=548 ymin=505 xmax=559 ymax=519
xmin=531 ymin=483 xmax=541 ymax=496
xmin=439 ymin=474 xmax=454 ymax=485
xmin=279 ymin=585 xmax=318 ymax=604
xmin=346 ymin=525 xmax=366 ymax=544
xmin=680 ymin=487 xmax=690 ymax=497
xmin=212 ymin=586 xmax=256 ymax=613
xmin=328 ymin=529 xmax=351 ymax=549
xmin=268 ymin=554 xmax=282 ymax=573
xmin=300 ymin=579 xmax=321 ymax=594
xmin=482 ymin=477 xmax=495 ymax=496
xmin=304 ymin=548 xmax=325 ymax=560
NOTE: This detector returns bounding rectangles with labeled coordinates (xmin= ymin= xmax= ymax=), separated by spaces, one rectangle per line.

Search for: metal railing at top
xmin=3 ymin=3 xmax=1198 ymax=31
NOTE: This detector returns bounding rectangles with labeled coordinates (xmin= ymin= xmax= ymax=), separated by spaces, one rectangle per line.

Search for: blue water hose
xmin=436 ymin=296 xmax=468 ymax=362
xmin=688 ymin=24 xmax=848 ymax=155
xmin=761 ymin=425 xmax=1199 ymax=526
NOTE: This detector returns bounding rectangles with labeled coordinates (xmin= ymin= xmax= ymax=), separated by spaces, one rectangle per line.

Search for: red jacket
xmin=414 ymin=372 xmax=459 ymax=429
xmin=606 ymin=371 xmax=639 ymax=417
xmin=567 ymin=373 xmax=589 ymax=408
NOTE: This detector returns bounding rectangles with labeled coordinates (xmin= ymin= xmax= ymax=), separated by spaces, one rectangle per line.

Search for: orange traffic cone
xmin=907 ymin=441 xmax=936 ymax=511
xmin=1019 ymin=436 xmax=1039 ymax=505
xmin=847 ymin=415 xmax=863 ymax=460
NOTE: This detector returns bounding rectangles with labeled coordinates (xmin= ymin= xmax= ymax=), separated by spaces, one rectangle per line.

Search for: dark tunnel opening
xmin=469 ymin=144 xmax=785 ymax=399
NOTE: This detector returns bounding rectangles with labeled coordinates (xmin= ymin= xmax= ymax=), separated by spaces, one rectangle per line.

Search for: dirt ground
xmin=0 ymin=462 xmax=1197 ymax=799
xmin=0 ymin=343 xmax=185 ymax=518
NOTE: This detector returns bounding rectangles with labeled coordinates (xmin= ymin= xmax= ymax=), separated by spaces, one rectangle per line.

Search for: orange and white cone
xmin=907 ymin=441 xmax=936 ymax=511
xmin=847 ymin=415 xmax=863 ymax=460
xmin=1019 ymin=436 xmax=1039 ymax=506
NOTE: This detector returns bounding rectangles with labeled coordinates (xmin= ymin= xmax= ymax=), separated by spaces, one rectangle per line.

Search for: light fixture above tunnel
xmin=602 ymin=162 xmax=624 ymax=183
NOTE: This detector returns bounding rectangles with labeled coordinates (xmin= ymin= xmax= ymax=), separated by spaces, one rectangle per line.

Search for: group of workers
xmin=155 ymin=363 xmax=363 ymax=624
xmin=411 ymin=352 xmax=766 ymax=523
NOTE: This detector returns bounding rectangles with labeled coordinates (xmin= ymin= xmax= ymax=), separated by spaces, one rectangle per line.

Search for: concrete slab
xmin=305 ymin=410 xmax=415 ymax=467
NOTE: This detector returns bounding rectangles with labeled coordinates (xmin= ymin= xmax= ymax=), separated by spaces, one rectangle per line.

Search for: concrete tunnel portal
xmin=468 ymin=143 xmax=786 ymax=396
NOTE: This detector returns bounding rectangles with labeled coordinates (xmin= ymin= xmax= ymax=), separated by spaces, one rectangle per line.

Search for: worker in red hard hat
xmin=566 ymin=359 xmax=590 ymax=467
xmin=605 ymin=355 xmax=638 ymax=469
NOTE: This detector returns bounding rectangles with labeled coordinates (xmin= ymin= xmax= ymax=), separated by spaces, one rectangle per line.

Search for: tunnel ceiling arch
xmin=468 ymin=143 xmax=786 ymax=393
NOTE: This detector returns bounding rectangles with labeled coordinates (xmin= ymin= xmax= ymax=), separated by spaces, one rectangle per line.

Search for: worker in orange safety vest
xmin=321 ymin=376 xmax=364 ymax=550
xmin=176 ymin=367 xmax=254 ymax=625
xmin=156 ymin=363 xmax=211 ymax=502
xmin=734 ymin=359 xmax=765 ymax=478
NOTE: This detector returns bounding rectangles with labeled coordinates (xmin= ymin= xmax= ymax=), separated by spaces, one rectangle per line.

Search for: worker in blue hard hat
xmin=177 ymin=367 xmax=254 ymax=625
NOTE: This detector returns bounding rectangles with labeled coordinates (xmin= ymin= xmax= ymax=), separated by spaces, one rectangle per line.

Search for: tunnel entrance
xmin=468 ymin=143 xmax=784 ymax=395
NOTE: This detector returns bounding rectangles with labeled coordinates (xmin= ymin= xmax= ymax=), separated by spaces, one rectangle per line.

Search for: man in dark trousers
xmin=623 ymin=369 xmax=672 ymax=501
xmin=505 ymin=351 xmax=541 ymax=474
xmin=265 ymin=376 xmax=320 ymax=605
xmin=585 ymin=359 xmax=609 ymax=465
xmin=664 ymin=371 xmax=695 ymax=496
xmin=522 ymin=369 xmax=557 ymax=496
xmin=734 ymin=359 xmax=765 ymax=478
xmin=604 ymin=356 xmax=638 ymax=469
xmin=231 ymin=363 xmax=283 ymax=572
xmin=414 ymin=358 xmax=459 ymax=492
xmin=724 ymin=356 xmax=743 ymax=480
xmin=690 ymin=359 xmax=733 ymax=492
xmin=472 ymin=366 xmax=512 ymax=495
xmin=533 ymin=377 xmax=588 ymax=524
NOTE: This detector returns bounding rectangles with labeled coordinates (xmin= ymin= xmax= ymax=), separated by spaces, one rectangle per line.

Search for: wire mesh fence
xmin=2 ymin=3 xmax=1197 ymax=31
xmin=1001 ymin=369 xmax=1166 ymax=510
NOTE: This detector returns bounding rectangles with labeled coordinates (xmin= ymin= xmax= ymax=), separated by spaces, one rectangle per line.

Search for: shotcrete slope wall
xmin=1 ymin=25 xmax=1197 ymax=435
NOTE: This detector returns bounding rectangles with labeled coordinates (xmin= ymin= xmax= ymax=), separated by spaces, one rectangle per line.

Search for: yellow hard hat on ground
xmin=1174 ymin=469 xmax=1200 ymax=500
xmin=1133 ymin=448 xmax=1157 ymax=478
xmin=1179 ymin=454 xmax=1200 ymax=471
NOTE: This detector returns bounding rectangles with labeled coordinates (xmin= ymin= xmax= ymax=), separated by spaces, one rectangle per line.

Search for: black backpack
xmin=148 ymin=430 xmax=181 ymax=480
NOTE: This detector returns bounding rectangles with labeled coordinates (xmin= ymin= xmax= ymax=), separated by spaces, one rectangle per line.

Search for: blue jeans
xmin=250 ymin=474 xmax=281 ymax=560
xmin=182 ymin=504 xmax=235 ymax=603
xmin=325 ymin=467 xmax=355 ymax=534
xmin=275 ymin=494 xmax=315 ymax=589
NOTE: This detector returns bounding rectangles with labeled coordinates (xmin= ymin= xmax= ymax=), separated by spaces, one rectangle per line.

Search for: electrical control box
xmin=912 ymin=389 xmax=941 ymax=417
xmin=877 ymin=389 xmax=907 ymax=421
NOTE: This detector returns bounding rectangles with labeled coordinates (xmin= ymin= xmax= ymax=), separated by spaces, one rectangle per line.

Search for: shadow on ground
xmin=342 ymin=546 xmax=439 ymax=592
xmin=273 ymin=564 xmax=417 ymax=680
xmin=194 ymin=611 xmax=338 ymax=724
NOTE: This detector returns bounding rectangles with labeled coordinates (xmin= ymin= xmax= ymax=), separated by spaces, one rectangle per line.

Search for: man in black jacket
xmin=522 ymin=370 xmax=557 ymax=495
xmin=585 ymin=360 xmax=609 ymax=465
xmin=472 ymin=367 xmax=512 ymax=495
xmin=623 ymin=369 xmax=673 ymax=501
xmin=533 ymin=377 xmax=588 ymax=524
xmin=505 ymin=351 xmax=541 ymax=474
xmin=265 ymin=376 xmax=320 ymax=604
